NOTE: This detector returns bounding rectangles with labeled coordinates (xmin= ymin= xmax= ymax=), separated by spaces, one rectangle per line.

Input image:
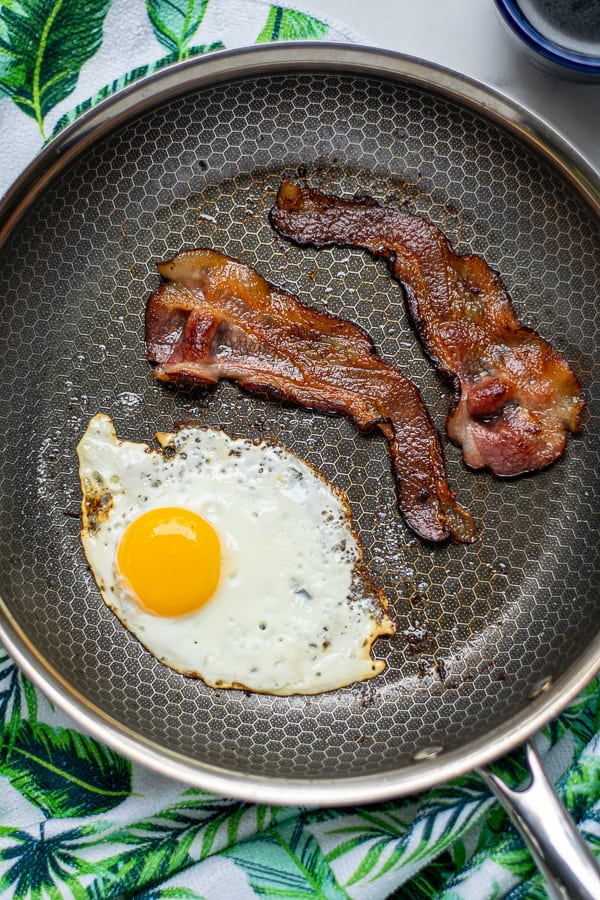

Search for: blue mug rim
xmin=494 ymin=0 xmax=600 ymax=74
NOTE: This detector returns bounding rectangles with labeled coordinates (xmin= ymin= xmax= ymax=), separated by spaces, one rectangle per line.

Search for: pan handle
xmin=477 ymin=739 xmax=600 ymax=900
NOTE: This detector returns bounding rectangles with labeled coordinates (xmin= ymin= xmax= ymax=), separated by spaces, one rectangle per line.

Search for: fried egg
xmin=76 ymin=413 xmax=394 ymax=695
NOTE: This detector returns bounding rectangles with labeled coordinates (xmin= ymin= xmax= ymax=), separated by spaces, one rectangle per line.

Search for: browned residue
xmin=82 ymin=488 xmax=113 ymax=533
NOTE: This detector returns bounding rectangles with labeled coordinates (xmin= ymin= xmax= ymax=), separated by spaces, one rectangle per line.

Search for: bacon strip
xmin=270 ymin=181 xmax=585 ymax=477
xmin=146 ymin=248 xmax=475 ymax=543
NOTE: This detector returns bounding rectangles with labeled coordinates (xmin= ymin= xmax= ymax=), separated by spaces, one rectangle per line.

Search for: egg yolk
xmin=117 ymin=507 xmax=221 ymax=616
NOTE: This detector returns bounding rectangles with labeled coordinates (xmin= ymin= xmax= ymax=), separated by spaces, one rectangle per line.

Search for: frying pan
xmin=0 ymin=45 xmax=598 ymax=897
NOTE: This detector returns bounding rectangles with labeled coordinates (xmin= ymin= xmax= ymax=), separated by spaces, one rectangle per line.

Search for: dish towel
xmin=0 ymin=2 xmax=598 ymax=897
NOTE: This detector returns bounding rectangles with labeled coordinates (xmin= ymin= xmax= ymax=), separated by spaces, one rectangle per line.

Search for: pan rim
xmin=4 ymin=606 xmax=600 ymax=805
xmin=1 ymin=43 xmax=598 ymax=236
xmin=0 ymin=42 xmax=598 ymax=804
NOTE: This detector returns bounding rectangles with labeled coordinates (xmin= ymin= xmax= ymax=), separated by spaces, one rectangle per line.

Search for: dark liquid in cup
xmin=517 ymin=0 xmax=600 ymax=55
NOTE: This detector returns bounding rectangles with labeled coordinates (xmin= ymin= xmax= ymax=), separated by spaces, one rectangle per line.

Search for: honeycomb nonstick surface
xmin=0 ymin=68 xmax=598 ymax=781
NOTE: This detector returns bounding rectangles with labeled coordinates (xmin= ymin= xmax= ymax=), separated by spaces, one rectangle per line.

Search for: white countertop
xmin=318 ymin=0 xmax=600 ymax=173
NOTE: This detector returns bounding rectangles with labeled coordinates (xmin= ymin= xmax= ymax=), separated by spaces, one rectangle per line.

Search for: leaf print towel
xmin=0 ymin=0 xmax=113 ymax=139
xmin=0 ymin=2 xmax=599 ymax=898
xmin=147 ymin=0 xmax=214 ymax=57
xmin=0 ymin=0 xmax=358 ymax=195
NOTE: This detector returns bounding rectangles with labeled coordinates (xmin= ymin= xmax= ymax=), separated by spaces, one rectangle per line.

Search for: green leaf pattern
xmin=0 ymin=0 xmax=599 ymax=896
xmin=1 ymin=720 xmax=132 ymax=818
xmin=0 ymin=0 xmax=112 ymax=138
xmin=0 ymin=651 xmax=595 ymax=900
xmin=256 ymin=7 xmax=328 ymax=43
xmin=147 ymin=0 xmax=210 ymax=59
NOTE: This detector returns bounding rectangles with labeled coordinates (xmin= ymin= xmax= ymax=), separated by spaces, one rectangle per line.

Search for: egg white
xmin=77 ymin=413 xmax=394 ymax=695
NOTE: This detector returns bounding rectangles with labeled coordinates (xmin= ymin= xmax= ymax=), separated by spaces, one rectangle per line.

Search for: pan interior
xmin=0 ymin=70 xmax=598 ymax=782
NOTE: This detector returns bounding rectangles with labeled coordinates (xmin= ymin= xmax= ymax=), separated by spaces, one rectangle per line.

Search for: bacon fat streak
xmin=146 ymin=248 xmax=475 ymax=544
xmin=270 ymin=181 xmax=584 ymax=477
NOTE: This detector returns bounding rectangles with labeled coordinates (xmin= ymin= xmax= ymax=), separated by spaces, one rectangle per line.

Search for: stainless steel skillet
xmin=0 ymin=44 xmax=598 ymax=897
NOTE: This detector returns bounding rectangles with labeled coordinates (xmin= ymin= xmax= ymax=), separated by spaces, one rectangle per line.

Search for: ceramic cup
xmin=494 ymin=0 xmax=600 ymax=81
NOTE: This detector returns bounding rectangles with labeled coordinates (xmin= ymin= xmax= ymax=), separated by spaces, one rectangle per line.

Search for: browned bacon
xmin=146 ymin=248 xmax=475 ymax=544
xmin=270 ymin=181 xmax=585 ymax=477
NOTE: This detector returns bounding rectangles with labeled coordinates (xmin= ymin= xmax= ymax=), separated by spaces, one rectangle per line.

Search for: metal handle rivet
xmin=527 ymin=676 xmax=553 ymax=700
